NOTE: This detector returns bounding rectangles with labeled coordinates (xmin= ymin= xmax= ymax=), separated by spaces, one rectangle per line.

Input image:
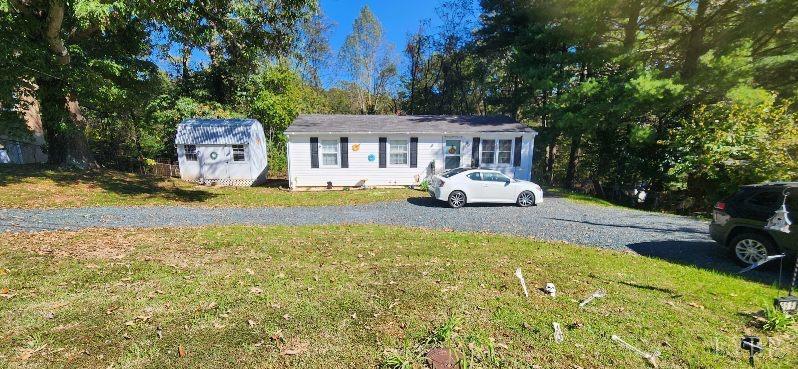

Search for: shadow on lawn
xmin=406 ymin=196 xmax=520 ymax=208
xmin=627 ymin=240 xmax=784 ymax=285
xmin=544 ymin=217 xmax=707 ymax=236
xmin=0 ymin=164 xmax=223 ymax=203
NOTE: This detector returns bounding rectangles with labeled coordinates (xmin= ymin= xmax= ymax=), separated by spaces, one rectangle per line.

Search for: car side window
xmin=466 ymin=172 xmax=481 ymax=181
xmin=747 ymin=191 xmax=780 ymax=208
xmin=495 ymin=174 xmax=510 ymax=182
xmin=481 ymin=172 xmax=497 ymax=181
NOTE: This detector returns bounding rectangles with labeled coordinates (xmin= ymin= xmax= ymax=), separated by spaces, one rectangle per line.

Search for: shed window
xmin=232 ymin=145 xmax=246 ymax=162
xmin=389 ymin=140 xmax=408 ymax=165
xmin=185 ymin=145 xmax=197 ymax=161
xmin=480 ymin=140 xmax=495 ymax=164
xmin=497 ymin=139 xmax=512 ymax=164
xmin=321 ymin=139 xmax=339 ymax=166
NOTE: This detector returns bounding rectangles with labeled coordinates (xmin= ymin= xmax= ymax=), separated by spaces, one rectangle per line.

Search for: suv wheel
xmin=730 ymin=233 xmax=777 ymax=266
xmin=448 ymin=190 xmax=466 ymax=208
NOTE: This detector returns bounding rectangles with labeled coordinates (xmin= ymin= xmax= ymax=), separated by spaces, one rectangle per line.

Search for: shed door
xmin=200 ymin=146 xmax=230 ymax=180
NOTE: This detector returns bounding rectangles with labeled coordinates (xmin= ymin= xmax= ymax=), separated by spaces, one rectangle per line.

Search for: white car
xmin=428 ymin=168 xmax=544 ymax=208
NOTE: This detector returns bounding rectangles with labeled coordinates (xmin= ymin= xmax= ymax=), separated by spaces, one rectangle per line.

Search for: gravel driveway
xmin=2 ymin=194 xmax=745 ymax=272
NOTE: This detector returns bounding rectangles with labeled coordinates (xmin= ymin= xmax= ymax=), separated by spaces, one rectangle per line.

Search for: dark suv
xmin=710 ymin=182 xmax=797 ymax=265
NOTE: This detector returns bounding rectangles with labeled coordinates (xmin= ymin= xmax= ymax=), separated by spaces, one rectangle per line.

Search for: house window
xmin=480 ymin=140 xmax=495 ymax=164
xmin=232 ymin=145 xmax=246 ymax=162
xmin=321 ymin=139 xmax=339 ymax=166
xmin=480 ymin=139 xmax=514 ymax=166
xmin=389 ymin=139 xmax=408 ymax=165
xmin=497 ymin=139 xmax=512 ymax=164
xmin=185 ymin=145 xmax=197 ymax=161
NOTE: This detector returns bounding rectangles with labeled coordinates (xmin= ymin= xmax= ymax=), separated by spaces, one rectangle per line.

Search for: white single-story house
xmin=175 ymin=118 xmax=268 ymax=186
xmin=285 ymin=114 xmax=537 ymax=189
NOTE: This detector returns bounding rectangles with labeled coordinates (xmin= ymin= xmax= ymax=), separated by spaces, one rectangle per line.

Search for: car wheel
xmin=730 ymin=233 xmax=777 ymax=266
xmin=448 ymin=190 xmax=466 ymax=208
xmin=517 ymin=191 xmax=535 ymax=207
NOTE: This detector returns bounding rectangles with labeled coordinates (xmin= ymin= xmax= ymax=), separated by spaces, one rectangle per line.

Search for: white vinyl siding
xmin=389 ymin=139 xmax=408 ymax=166
xmin=321 ymin=139 xmax=339 ymax=167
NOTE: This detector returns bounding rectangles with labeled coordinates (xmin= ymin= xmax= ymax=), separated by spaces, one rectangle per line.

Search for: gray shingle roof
xmin=175 ymin=119 xmax=260 ymax=145
xmin=285 ymin=115 xmax=535 ymax=134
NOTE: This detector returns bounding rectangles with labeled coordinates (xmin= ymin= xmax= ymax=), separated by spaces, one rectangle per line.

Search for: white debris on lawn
xmin=552 ymin=322 xmax=564 ymax=343
xmin=514 ymin=267 xmax=530 ymax=298
xmin=579 ymin=289 xmax=606 ymax=308
xmin=544 ymin=282 xmax=556 ymax=297
xmin=611 ymin=334 xmax=660 ymax=368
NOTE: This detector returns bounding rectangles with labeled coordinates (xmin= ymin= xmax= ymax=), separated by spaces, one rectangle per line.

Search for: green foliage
xmin=418 ymin=179 xmax=429 ymax=192
xmin=761 ymin=306 xmax=796 ymax=332
xmin=669 ymin=95 xmax=798 ymax=202
xmin=243 ymin=64 xmax=305 ymax=134
xmin=426 ymin=315 xmax=459 ymax=345
xmin=381 ymin=344 xmax=418 ymax=369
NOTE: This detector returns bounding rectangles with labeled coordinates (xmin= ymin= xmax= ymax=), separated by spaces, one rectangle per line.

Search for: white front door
xmin=200 ymin=146 xmax=230 ymax=180
xmin=443 ymin=138 xmax=462 ymax=170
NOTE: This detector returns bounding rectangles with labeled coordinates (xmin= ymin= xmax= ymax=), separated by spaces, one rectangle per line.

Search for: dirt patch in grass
xmin=0 ymin=225 xmax=795 ymax=368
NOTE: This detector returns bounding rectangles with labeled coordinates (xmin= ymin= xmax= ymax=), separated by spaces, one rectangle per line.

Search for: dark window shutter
xmin=310 ymin=137 xmax=319 ymax=168
xmin=471 ymin=137 xmax=480 ymax=167
xmin=513 ymin=136 xmax=522 ymax=166
xmin=378 ymin=137 xmax=387 ymax=168
xmin=409 ymin=137 xmax=418 ymax=168
xmin=340 ymin=137 xmax=349 ymax=168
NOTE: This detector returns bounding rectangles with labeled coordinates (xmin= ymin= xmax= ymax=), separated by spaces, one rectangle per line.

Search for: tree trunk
xmin=37 ymin=78 xmax=95 ymax=167
xmin=623 ymin=0 xmax=642 ymax=50
xmin=681 ymin=0 xmax=708 ymax=79
xmin=16 ymin=79 xmax=48 ymax=162
xmin=564 ymin=134 xmax=582 ymax=190
xmin=44 ymin=0 xmax=70 ymax=66
xmin=181 ymin=43 xmax=191 ymax=79
xmin=546 ymin=140 xmax=558 ymax=185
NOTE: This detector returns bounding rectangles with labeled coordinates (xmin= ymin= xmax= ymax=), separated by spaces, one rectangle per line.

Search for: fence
xmin=141 ymin=160 xmax=180 ymax=178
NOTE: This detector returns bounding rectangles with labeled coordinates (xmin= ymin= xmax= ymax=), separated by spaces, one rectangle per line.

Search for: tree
xmin=140 ymin=0 xmax=314 ymax=103
xmin=4 ymin=0 xmax=144 ymax=167
xmin=339 ymin=6 xmax=397 ymax=114
xmin=296 ymin=10 xmax=334 ymax=88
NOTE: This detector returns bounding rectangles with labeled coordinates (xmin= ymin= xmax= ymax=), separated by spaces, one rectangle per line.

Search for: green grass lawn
xmin=0 ymin=165 xmax=417 ymax=208
xmin=545 ymin=187 xmax=619 ymax=208
xmin=1 ymin=225 xmax=794 ymax=368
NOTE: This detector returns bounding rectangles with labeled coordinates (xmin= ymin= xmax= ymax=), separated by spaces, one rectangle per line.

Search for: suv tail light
xmin=438 ymin=179 xmax=445 ymax=187
xmin=714 ymin=201 xmax=726 ymax=211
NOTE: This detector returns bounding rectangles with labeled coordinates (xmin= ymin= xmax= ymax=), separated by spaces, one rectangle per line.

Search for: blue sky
xmin=323 ymin=0 xmax=439 ymax=49
xmin=318 ymin=0 xmax=446 ymax=86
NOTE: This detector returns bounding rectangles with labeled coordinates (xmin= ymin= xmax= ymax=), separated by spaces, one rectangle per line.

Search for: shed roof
xmin=285 ymin=114 xmax=535 ymax=134
xmin=175 ymin=119 xmax=261 ymax=145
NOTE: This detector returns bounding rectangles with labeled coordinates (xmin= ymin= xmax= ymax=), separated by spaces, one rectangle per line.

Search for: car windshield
xmin=440 ymin=168 xmax=471 ymax=178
